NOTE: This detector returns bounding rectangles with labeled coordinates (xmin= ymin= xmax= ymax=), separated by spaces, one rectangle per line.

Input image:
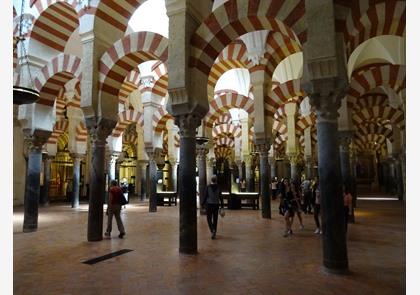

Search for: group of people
xmin=274 ymin=177 xmax=353 ymax=238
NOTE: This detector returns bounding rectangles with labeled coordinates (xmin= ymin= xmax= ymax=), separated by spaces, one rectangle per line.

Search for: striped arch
xmin=296 ymin=113 xmax=316 ymax=135
xmin=265 ymin=79 xmax=306 ymax=117
xmin=212 ymin=123 xmax=241 ymax=139
xmin=33 ymin=54 xmax=82 ymax=106
xmin=123 ymin=133 xmax=138 ymax=145
xmin=356 ymin=123 xmax=393 ymax=142
xmin=151 ymin=74 xmax=168 ymax=98
xmin=93 ymin=0 xmax=148 ymax=36
xmin=55 ymin=90 xmax=66 ymax=121
xmin=118 ymin=70 xmax=141 ymax=104
xmin=47 ymin=119 xmax=69 ymax=145
xmin=347 ymin=64 xmax=405 ymax=108
xmin=99 ymin=31 xmax=168 ymax=97
xmin=214 ymin=113 xmax=232 ymax=125
xmin=342 ymin=1 xmax=405 ymax=56
xmin=29 ymin=1 xmax=79 ymax=52
xmin=354 ymin=134 xmax=388 ymax=152
xmin=215 ymin=137 xmax=235 ymax=148
xmin=75 ymin=121 xmax=87 ymax=143
xmin=264 ymin=31 xmax=303 ymax=78
xmin=214 ymin=146 xmax=232 ymax=160
xmin=205 ymin=93 xmax=254 ymax=127
xmin=174 ymin=134 xmax=180 ymax=148
xmin=272 ymin=120 xmax=287 ymax=135
xmin=352 ymin=92 xmax=390 ymax=111
xmin=152 ymin=106 xmax=174 ymax=134
xmin=352 ymin=106 xmax=405 ymax=130
xmin=111 ymin=110 xmax=144 ymax=138
xmin=190 ymin=0 xmax=306 ymax=76
xmin=207 ymin=41 xmax=250 ymax=100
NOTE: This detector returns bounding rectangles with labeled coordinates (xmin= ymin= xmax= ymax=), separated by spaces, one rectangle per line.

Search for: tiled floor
xmin=13 ymin=196 xmax=405 ymax=295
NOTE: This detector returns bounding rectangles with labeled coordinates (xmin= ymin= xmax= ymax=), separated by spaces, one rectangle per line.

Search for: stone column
xmin=392 ymin=153 xmax=404 ymax=200
xmin=146 ymin=150 xmax=158 ymax=212
xmin=71 ymin=153 xmax=84 ymax=208
xmin=86 ymin=122 xmax=114 ymax=242
xmin=136 ymin=160 xmax=148 ymax=200
xmin=175 ymin=114 xmax=200 ymax=254
xmin=256 ymin=142 xmax=271 ymax=219
xmin=40 ymin=154 xmax=53 ymax=206
xmin=309 ymin=79 xmax=348 ymax=272
xmin=22 ymin=130 xmax=50 ymax=232
xmin=115 ymin=160 xmax=121 ymax=183
xmin=108 ymin=153 xmax=118 ymax=182
xmin=236 ymin=160 xmax=243 ymax=181
xmin=206 ymin=158 xmax=214 ymax=185
xmin=196 ymin=145 xmax=208 ymax=215
xmin=288 ymin=154 xmax=299 ymax=181
xmin=305 ymin=156 xmax=313 ymax=179
xmin=270 ymin=159 xmax=276 ymax=179
xmin=244 ymin=154 xmax=253 ymax=192
xmin=339 ymin=131 xmax=354 ymax=222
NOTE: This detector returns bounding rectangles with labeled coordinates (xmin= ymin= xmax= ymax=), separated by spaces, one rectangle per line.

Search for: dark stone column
xmin=136 ymin=160 xmax=148 ymax=200
xmin=86 ymin=121 xmax=114 ymax=242
xmin=305 ymin=156 xmax=313 ymax=179
xmin=23 ymin=130 xmax=50 ymax=232
xmin=244 ymin=154 xmax=253 ymax=192
xmin=393 ymin=153 xmax=404 ymax=201
xmin=196 ymin=146 xmax=208 ymax=215
xmin=175 ymin=114 xmax=200 ymax=254
xmin=146 ymin=150 xmax=158 ymax=212
xmin=339 ymin=131 xmax=355 ymax=222
xmin=71 ymin=154 xmax=83 ymax=208
xmin=309 ymin=79 xmax=348 ymax=273
xmin=256 ymin=142 xmax=271 ymax=219
xmin=40 ymin=154 xmax=53 ymax=206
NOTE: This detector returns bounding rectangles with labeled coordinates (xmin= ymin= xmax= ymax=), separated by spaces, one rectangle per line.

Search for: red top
xmin=109 ymin=186 xmax=123 ymax=205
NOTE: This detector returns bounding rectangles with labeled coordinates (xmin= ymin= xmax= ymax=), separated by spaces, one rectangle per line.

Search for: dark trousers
xmin=344 ymin=206 xmax=349 ymax=233
xmin=314 ymin=204 xmax=321 ymax=228
xmin=304 ymin=191 xmax=312 ymax=213
xmin=206 ymin=204 xmax=219 ymax=233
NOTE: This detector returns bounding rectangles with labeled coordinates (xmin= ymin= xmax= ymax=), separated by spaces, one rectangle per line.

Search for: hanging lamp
xmin=13 ymin=0 xmax=39 ymax=105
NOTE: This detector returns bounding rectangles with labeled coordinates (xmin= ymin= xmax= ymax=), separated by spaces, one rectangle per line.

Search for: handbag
xmin=219 ymin=207 xmax=225 ymax=218
xmin=119 ymin=191 xmax=128 ymax=206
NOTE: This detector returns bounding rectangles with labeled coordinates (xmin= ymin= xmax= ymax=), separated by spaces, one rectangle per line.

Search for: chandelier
xmin=13 ymin=0 xmax=39 ymax=105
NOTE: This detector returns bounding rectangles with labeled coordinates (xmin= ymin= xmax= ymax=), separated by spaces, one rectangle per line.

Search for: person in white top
xmin=271 ymin=177 xmax=278 ymax=200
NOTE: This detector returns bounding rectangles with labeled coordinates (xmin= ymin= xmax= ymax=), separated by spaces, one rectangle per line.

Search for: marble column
xmin=86 ymin=122 xmax=114 ymax=242
xmin=175 ymin=114 xmax=200 ymax=254
xmin=305 ymin=156 xmax=313 ymax=179
xmin=197 ymin=146 xmax=208 ymax=215
xmin=206 ymin=158 xmax=214 ymax=185
xmin=23 ymin=134 xmax=48 ymax=232
xmin=146 ymin=150 xmax=158 ymax=212
xmin=40 ymin=154 xmax=53 ymax=206
xmin=288 ymin=154 xmax=299 ymax=181
xmin=256 ymin=143 xmax=271 ymax=219
xmin=339 ymin=131 xmax=354 ymax=222
xmin=270 ymin=159 xmax=276 ymax=179
xmin=108 ymin=153 xmax=118 ymax=182
xmin=71 ymin=153 xmax=83 ymax=208
xmin=115 ymin=160 xmax=121 ymax=183
xmin=136 ymin=160 xmax=148 ymax=200
xmin=309 ymin=80 xmax=348 ymax=272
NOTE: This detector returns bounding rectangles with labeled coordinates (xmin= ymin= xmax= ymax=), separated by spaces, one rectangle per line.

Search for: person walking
xmin=281 ymin=178 xmax=295 ymax=237
xmin=343 ymin=187 xmax=353 ymax=233
xmin=202 ymin=176 xmax=223 ymax=239
xmin=271 ymin=177 xmax=278 ymax=200
xmin=105 ymin=180 xmax=126 ymax=239
xmin=240 ymin=179 xmax=247 ymax=192
xmin=301 ymin=178 xmax=312 ymax=214
xmin=313 ymin=182 xmax=322 ymax=234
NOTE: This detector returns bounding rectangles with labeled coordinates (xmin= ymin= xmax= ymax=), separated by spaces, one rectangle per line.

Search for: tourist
xmin=240 ymin=178 xmax=246 ymax=192
xmin=271 ymin=177 xmax=278 ymax=200
xmin=313 ymin=182 xmax=322 ymax=234
xmin=202 ymin=175 xmax=223 ymax=239
xmin=105 ymin=180 xmax=126 ymax=239
xmin=281 ymin=178 xmax=295 ymax=237
xmin=291 ymin=182 xmax=304 ymax=229
xmin=343 ymin=187 xmax=353 ymax=233
xmin=301 ymin=177 xmax=312 ymax=214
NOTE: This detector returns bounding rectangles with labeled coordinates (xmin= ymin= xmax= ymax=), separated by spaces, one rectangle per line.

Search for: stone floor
xmin=13 ymin=195 xmax=405 ymax=295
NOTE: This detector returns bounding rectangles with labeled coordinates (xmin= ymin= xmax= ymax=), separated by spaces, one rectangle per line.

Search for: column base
xmin=179 ymin=248 xmax=198 ymax=255
xmin=322 ymin=260 xmax=349 ymax=275
xmin=149 ymin=208 xmax=157 ymax=213
xmin=23 ymin=225 xmax=37 ymax=233
xmin=87 ymin=237 xmax=103 ymax=242
xmin=321 ymin=265 xmax=350 ymax=276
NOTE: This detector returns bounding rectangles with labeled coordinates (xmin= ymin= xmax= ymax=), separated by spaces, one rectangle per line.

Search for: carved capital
xmin=86 ymin=118 xmax=116 ymax=148
xmin=175 ymin=114 xmax=201 ymax=138
xmin=303 ymin=77 xmax=348 ymax=123
xmin=287 ymin=153 xmax=300 ymax=165
xmin=196 ymin=146 xmax=209 ymax=159
xmin=255 ymin=143 xmax=270 ymax=157
xmin=23 ymin=129 xmax=51 ymax=153
xmin=243 ymin=154 xmax=253 ymax=166
xmin=70 ymin=153 xmax=85 ymax=162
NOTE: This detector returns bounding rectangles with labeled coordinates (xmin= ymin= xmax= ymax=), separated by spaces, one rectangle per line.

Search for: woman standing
xmin=201 ymin=176 xmax=223 ymax=239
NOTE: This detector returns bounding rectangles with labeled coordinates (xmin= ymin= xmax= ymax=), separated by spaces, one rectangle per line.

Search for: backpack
xmin=119 ymin=191 xmax=128 ymax=205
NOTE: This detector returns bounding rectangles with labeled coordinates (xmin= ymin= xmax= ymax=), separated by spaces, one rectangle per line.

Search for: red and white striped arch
xmin=204 ymin=93 xmax=254 ymax=128
xmin=33 ymin=54 xmax=82 ymax=106
xmin=341 ymin=0 xmax=405 ymax=56
xmin=214 ymin=146 xmax=232 ymax=160
xmin=352 ymin=106 xmax=405 ymax=130
xmin=99 ymin=31 xmax=168 ymax=98
xmin=47 ymin=119 xmax=69 ymax=145
xmin=264 ymin=31 xmax=302 ymax=77
xmin=111 ymin=110 xmax=144 ymax=138
xmin=215 ymin=137 xmax=235 ymax=148
xmin=75 ymin=121 xmax=87 ymax=143
xmin=354 ymin=134 xmax=388 ymax=152
xmin=214 ymin=113 xmax=232 ymax=125
xmin=174 ymin=134 xmax=180 ymax=148
xmin=347 ymin=64 xmax=405 ymax=108
xmin=152 ymin=106 xmax=174 ymax=134
xmin=29 ymin=0 xmax=79 ymax=52
xmin=123 ymin=133 xmax=138 ymax=145
xmin=272 ymin=120 xmax=287 ymax=135
xmin=118 ymin=70 xmax=141 ymax=104
xmin=296 ymin=113 xmax=316 ymax=135
xmin=151 ymin=74 xmax=168 ymax=98
xmin=212 ymin=123 xmax=241 ymax=139
xmin=357 ymin=123 xmax=393 ymax=141
xmin=190 ymin=0 xmax=306 ymax=76
xmin=55 ymin=90 xmax=66 ymax=121
xmin=352 ymin=92 xmax=389 ymax=111
xmin=265 ymin=79 xmax=306 ymax=117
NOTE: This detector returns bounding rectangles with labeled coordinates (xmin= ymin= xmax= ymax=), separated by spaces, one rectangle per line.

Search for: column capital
xmin=304 ymin=78 xmax=348 ymax=123
xmin=255 ymin=142 xmax=270 ymax=156
xmin=287 ymin=153 xmax=300 ymax=165
xmin=86 ymin=118 xmax=115 ymax=148
xmin=23 ymin=129 xmax=51 ymax=153
xmin=70 ymin=153 xmax=85 ymax=160
xmin=196 ymin=146 xmax=209 ymax=159
xmin=175 ymin=114 xmax=201 ymax=138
